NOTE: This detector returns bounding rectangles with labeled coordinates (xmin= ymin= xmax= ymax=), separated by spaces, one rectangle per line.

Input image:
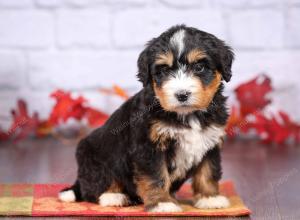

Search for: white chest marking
xmin=156 ymin=118 xmax=225 ymax=181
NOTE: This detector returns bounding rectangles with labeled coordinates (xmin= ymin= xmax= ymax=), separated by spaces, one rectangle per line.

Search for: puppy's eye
xmin=194 ymin=63 xmax=205 ymax=73
xmin=160 ymin=65 xmax=169 ymax=71
xmin=157 ymin=65 xmax=169 ymax=75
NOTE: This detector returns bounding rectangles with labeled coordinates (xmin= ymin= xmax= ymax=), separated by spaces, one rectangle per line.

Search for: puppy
xmin=59 ymin=25 xmax=234 ymax=212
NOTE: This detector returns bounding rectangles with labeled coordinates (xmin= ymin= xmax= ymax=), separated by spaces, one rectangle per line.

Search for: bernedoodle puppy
xmin=59 ymin=25 xmax=234 ymax=212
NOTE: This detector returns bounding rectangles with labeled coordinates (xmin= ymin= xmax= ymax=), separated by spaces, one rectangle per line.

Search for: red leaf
xmin=235 ymin=74 xmax=272 ymax=117
xmin=0 ymin=127 xmax=9 ymax=141
xmin=48 ymin=90 xmax=87 ymax=125
xmin=48 ymin=89 xmax=109 ymax=128
xmin=277 ymin=111 xmax=300 ymax=144
xmin=85 ymin=107 xmax=109 ymax=127
xmin=8 ymin=99 xmax=42 ymax=142
xmin=247 ymin=111 xmax=300 ymax=145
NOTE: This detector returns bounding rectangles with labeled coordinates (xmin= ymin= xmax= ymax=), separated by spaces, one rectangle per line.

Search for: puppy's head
xmin=137 ymin=25 xmax=234 ymax=114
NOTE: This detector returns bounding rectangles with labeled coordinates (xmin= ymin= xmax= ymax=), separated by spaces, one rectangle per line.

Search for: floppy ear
xmin=217 ymin=42 xmax=234 ymax=82
xmin=137 ymin=48 xmax=151 ymax=87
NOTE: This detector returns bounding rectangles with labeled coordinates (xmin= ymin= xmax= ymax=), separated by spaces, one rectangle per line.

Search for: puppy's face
xmin=137 ymin=26 xmax=234 ymax=114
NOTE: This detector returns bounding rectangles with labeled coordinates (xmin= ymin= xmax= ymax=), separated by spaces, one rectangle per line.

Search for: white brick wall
xmin=0 ymin=0 xmax=300 ymax=128
xmin=286 ymin=7 xmax=300 ymax=47
xmin=113 ymin=8 xmax=226 ymax=47
xmin=0 ymin=0 xmax=33 ymax=8
xmin=57 ymin=9 xmax=111 ymax=48
xmin=28 ymin=50 xmax=139 ymax=89
xmin=0 ymin=11 xmax=54 ymax=48
xmin=0 ymin=51 xmax=27 ymax=89
xmin=228 ymin=10 xmax=285 ymax=49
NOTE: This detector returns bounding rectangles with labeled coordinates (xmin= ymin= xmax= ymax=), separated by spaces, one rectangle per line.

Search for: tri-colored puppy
xmin=59 ymin=25 xmax=234 ymax=212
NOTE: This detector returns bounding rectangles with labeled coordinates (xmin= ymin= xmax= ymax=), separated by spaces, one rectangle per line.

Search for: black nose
xmin=175 ymin=90 xmax=191 ymax=102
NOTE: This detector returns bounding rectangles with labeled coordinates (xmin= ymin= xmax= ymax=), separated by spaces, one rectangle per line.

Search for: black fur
xmin=61 ymin=25 xmax=234 ymax=207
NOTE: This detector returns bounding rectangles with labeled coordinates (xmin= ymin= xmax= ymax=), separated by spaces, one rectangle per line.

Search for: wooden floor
xmin=0 ymin=137 xmax=299 ymax=220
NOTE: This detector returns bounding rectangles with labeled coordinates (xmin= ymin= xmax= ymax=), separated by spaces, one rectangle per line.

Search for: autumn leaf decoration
xmin=0 ymin=128 xmax=9 ymax=141
xmin=99 ymin=85 xmax=130 ymax=100
xmin=0 ymin=88 xmax=114 ymax=142
xmin=226 ymin=74 xmax=300 ymax=145
xmin=0 ymin=80 xmax=299 ymax=145
xmin=8 ymin=100 xmax=43 ymax=142
xmin=48 ymin=90 xmax=88 ymax=125
xmin=48 ymin=90 xmax=109 ymax=128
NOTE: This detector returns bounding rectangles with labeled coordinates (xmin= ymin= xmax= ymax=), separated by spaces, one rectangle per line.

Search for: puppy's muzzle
xmin=175 ymin=90 xmax=191 ymax=102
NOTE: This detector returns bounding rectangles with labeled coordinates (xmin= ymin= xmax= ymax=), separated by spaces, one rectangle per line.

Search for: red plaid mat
xmin=0 ymin=181 xmax=250 ymax=217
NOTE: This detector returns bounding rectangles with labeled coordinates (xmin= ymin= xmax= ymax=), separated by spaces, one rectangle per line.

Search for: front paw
xmin=148 ymin=202 xmax=183 ymax=212
xmin=194 ymin=195 xmax=230 ymax=209
xmin=99 ymin=193 xmax=129 ymax=207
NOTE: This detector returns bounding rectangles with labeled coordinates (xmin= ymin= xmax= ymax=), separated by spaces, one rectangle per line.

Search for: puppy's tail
xmin=58 ymin=180 xmax=82 ymax=202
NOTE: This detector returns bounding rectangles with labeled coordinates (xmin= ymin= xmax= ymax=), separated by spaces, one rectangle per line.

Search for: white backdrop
xmin=0 ymin=0 xmax=300 ymax=128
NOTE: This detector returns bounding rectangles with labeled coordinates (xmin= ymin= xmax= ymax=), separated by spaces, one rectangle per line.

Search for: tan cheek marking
xmin=187 ymin=49 xmax=206 ymax=64
xmin=153 ymin=82 xmax=172 ymax=111
xmin=155 ymin=51 xmax=174 ymax=67
xmin=194 ymin=72 xmax=222 ymax=109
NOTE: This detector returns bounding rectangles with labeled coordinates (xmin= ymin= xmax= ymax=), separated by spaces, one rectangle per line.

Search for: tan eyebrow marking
xmin=187 ymin=49 xmax=207 ymax=63
xmin=154 ymin=51 xmax=174 ymax=67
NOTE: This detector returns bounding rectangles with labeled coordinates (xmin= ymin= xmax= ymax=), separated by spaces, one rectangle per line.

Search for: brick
xmin=113 ymin=8 xmax=227 ymax=48
xmin=35 ymin=0 xmax=62 ymax=8
xmin=247 ymin=0 xmax=281 ymax=6
xmin=107 ymin=0 xmax=146 ymax=5
xmin=28 ymin=51 xmax=141 ymax=90
xmin=214 ymin=0 xmax=281 ymax=8
xmin=64 ymin=0 xmax=145 ymax=7
xmin=159 ymin=0 xmax=210 ymax=8
xmin=288 ymin=0 xmax=300 ymax=5
xmin=0 ymin=11 xmax=54 ymax=48
xmin=0 ymin=0 xmax=33 ymax=8
xmin=57 ymin=9 xmax=111 ymax=48
xmin=36 ymin=0 xmax=146 ymax=8
xmin=214 ymin=0 xmax=248 ymax=7
xmin=286 ymin=8 xmax=300 ymax=47
xmin=228 ymin=10 xmax=284 ymax=49
xmin=0 ymin=51 xmax=27 ymax=89
xmin=63 ymin=0 xmax=105 ymax=7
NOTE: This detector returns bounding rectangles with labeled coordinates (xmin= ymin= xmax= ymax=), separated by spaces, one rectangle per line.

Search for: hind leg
xmin=77 ymin=158 xmax=114 ymax=203
xmin=76 ymin=138 xmax=117 ymax=204
xmin=75 ymin=138 xmax=131 ymax=207
xmin=78 ymin=164 xmax=131 ymax=206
